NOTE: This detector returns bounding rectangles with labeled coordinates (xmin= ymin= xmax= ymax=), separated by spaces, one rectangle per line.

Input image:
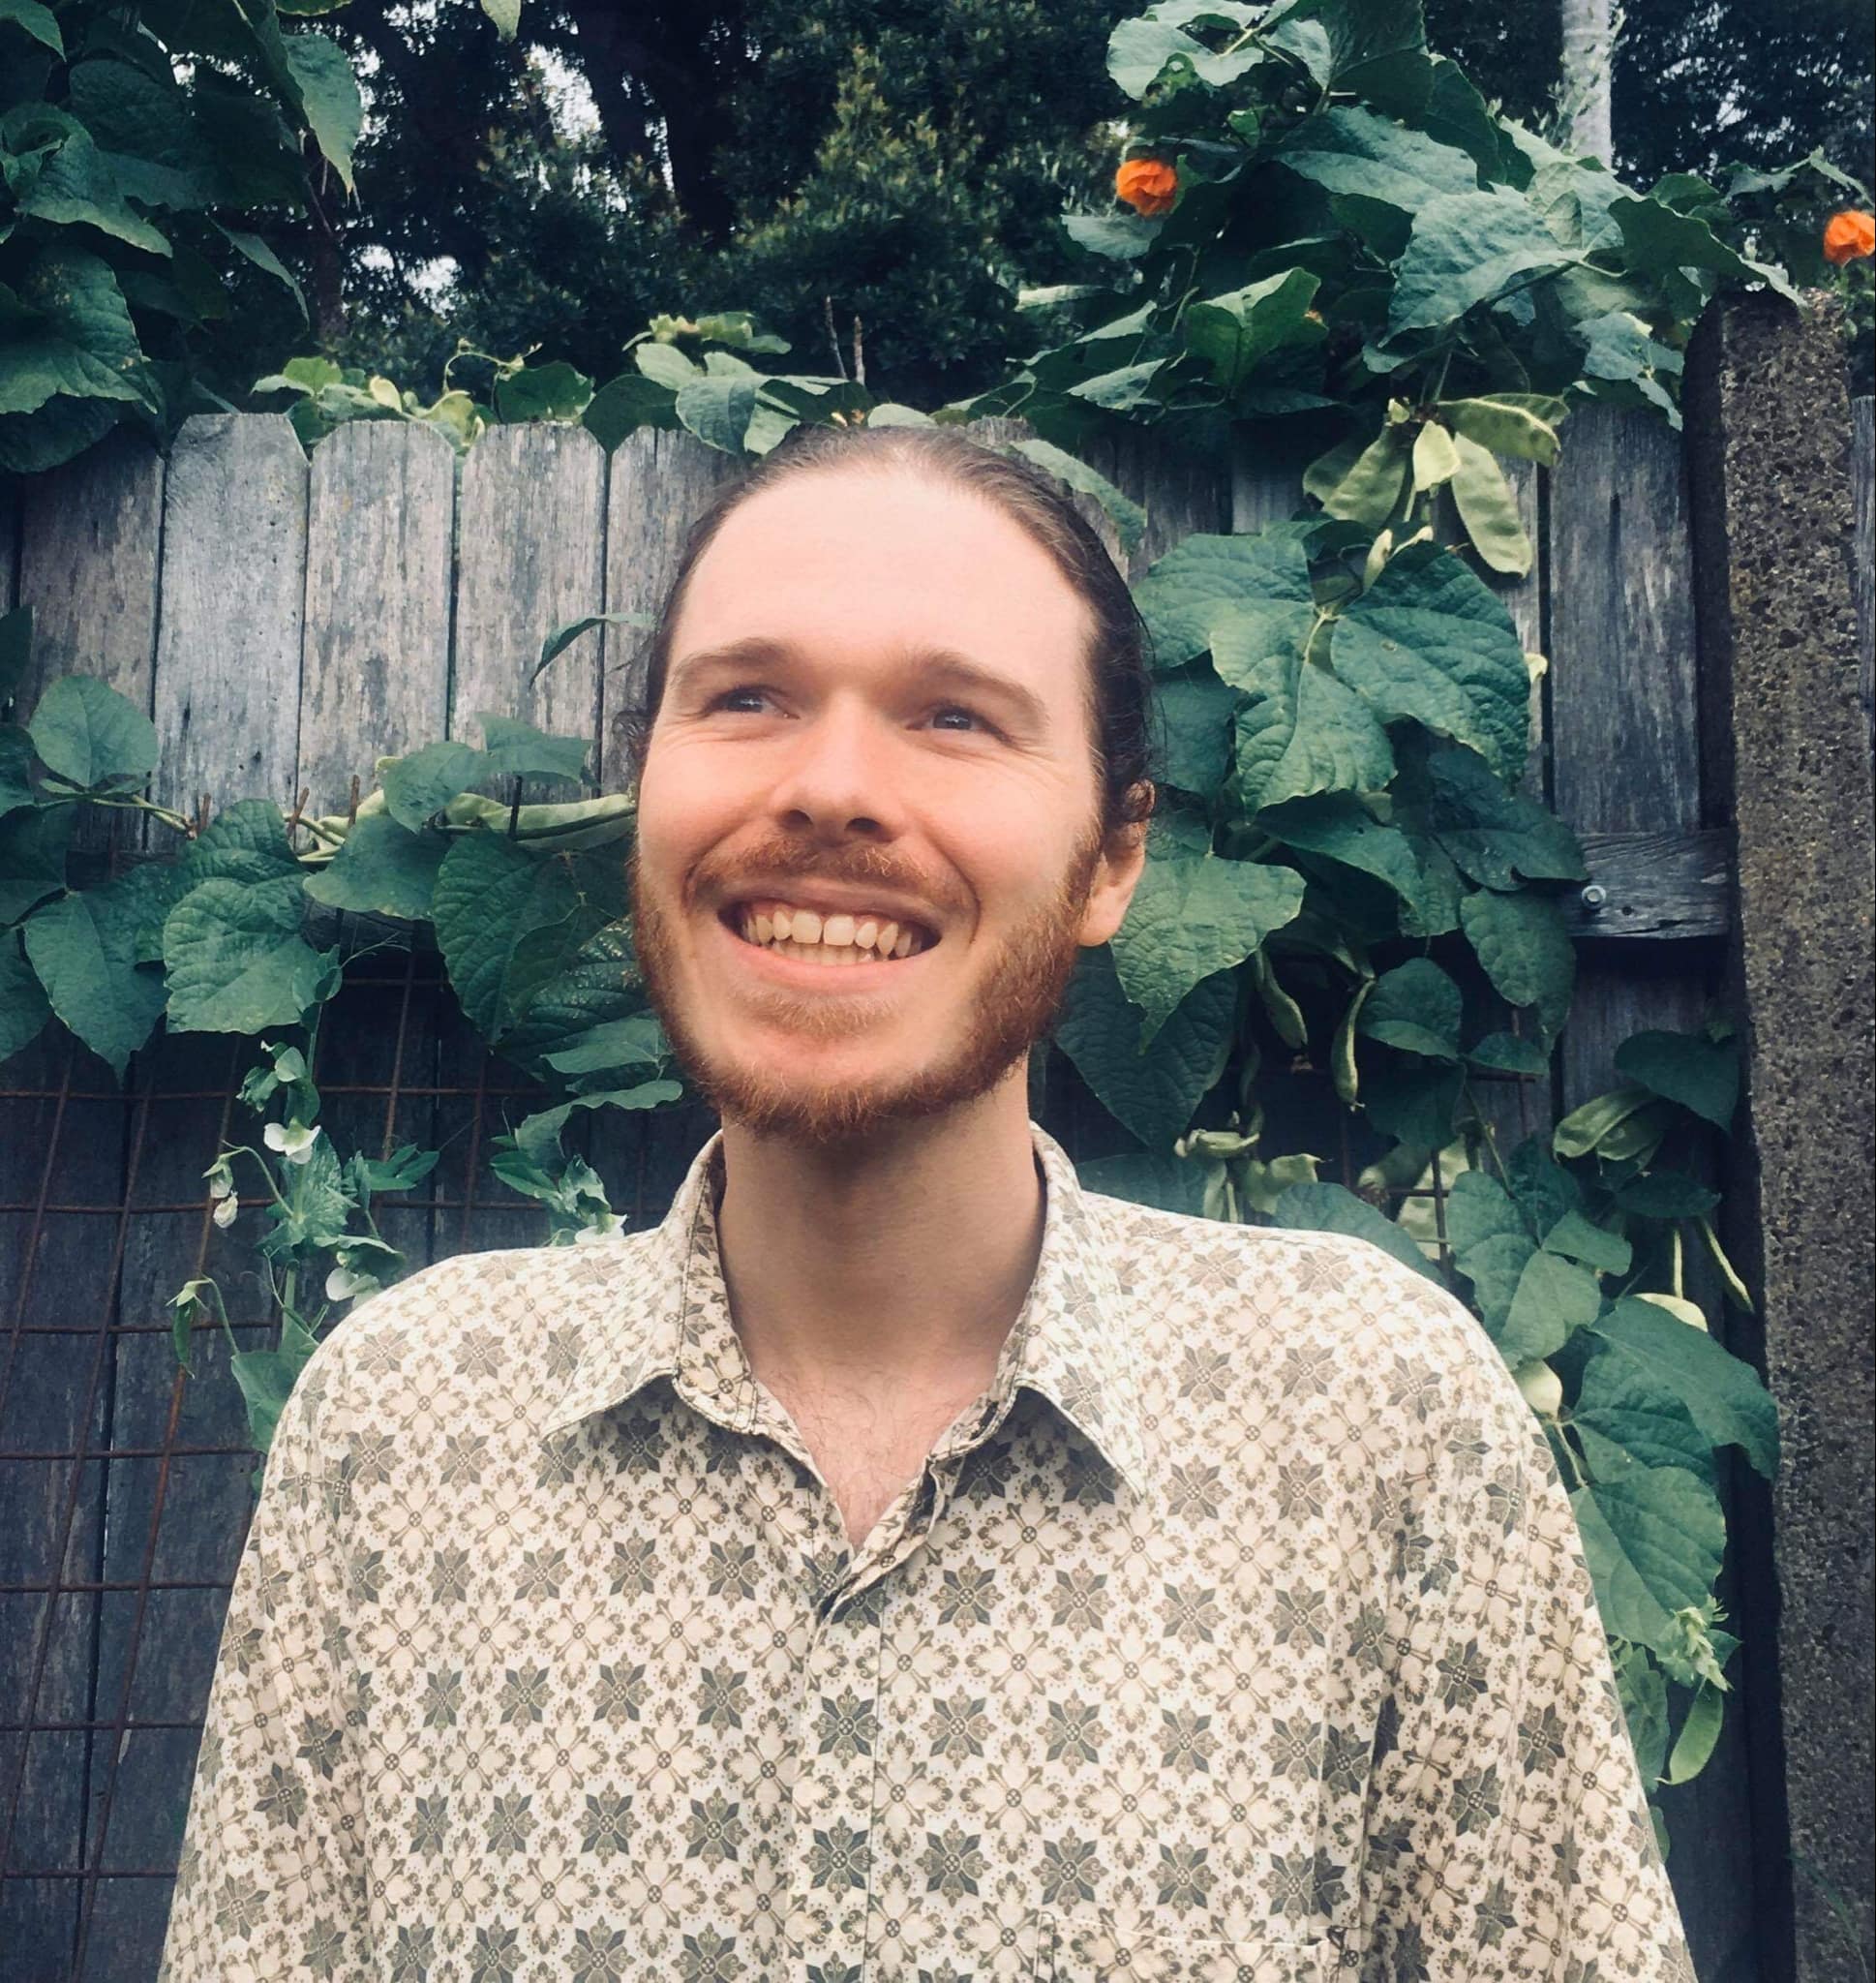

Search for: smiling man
xmin=160 ymin=427 xmax=1695 ymax=1983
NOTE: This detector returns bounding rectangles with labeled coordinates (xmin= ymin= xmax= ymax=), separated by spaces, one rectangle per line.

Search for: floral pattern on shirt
xmin=158 ymin=1126 xmax=1696 ymax=1983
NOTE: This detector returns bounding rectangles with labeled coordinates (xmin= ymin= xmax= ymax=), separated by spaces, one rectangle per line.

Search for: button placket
xmin=781 ymin=1578 xmax=887 ymax=1980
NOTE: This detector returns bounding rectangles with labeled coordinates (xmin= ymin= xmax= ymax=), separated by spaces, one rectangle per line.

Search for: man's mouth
xmin=724 ymin=898 xmax=937 ymax=966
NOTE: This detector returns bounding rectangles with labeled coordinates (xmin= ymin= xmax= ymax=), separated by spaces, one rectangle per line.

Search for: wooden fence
xmin=1 ymin=325 xmax=1870 ymax=1979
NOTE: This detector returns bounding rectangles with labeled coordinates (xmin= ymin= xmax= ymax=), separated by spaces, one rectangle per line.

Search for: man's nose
xmin=767 ymin=701 xmax=905 ymax=843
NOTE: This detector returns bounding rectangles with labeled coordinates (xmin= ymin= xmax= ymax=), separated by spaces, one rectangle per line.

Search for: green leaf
xmin=1608 ymin=194 xmax=1799 ymax=306
xmin=479 ymin=0 xmax=520 ymax=37
xmin=1257 ymin=793 xmax=1453 ymax=936
xmin=1445 ymin=1169 xmax=1529 ymax=1257
xmin=1613 ymin=1172 xmax=1718 ymax=1220
xmin=495 ymin=359 xmax=592 ymax=423
xmin=1317 ymin=427 xmax=1411 ymax=526
xmin=1614 ymin=1642 xmax=1670 ymax=1787
xmin=1055 ymin=945 xmax=1235 ymax=1149
xmin=280 ymin=32 xmax=362 ymax=195
xmin=1153 ymin=671 xmax=1241 ymax=801
xmin=1614 ymin=1029 xmax=1739 ymax=1131
xmin=475 ymin=714 xmax=591 ymax=785
xmin=1065 ymin=359 xmax=1168 ymax=411
xmin=1467 ymin=1030 xmax=1549 ymax=1076
xmin=1541 ymin=1209 xmax=1632 ymax=1275
xmin=27 ymin=675 xmax=157 ymax=789
xmin=1182 ymin=269 xmax=1322 ymax=400
xmin=1424 ymin=746 xmax=1587 ymax=889
xmin=1459 ymin=887 xmax=1575 ymax=1041
xmin=1274 ymin=106 xmax=1478 ymax=225
xmin=1132 ymin=532 xmax=1316 ymax=670
xmin=1223 ymin=631 xmax=1395 ymax=815
xmin=1271 ymin=0 xmax=1431 ymax=113
xmin=0 ymin=804 xmax=71 ymax=923
xmin=1270 ymin=1179 xmax=1445 ymax=1283
xmin=1590 ymin=1297 xmax=1779 ymax=1479
xmin=1573 ymin=1336 xmax=1719 ymax=1487
xmin=1440 ymin=394 xmax=1565 ymax=466
xmin=214 ymin=225 xmax=307 ymax=317
xmin=0 ymin=247 xmax=151 ymax=421
xmin=508 ymin=1081 xmax=683 ymax=1150
xmin=431 ymin=833 xmax=598 ymax=1043
xmin=1411 ymin=420 xmax=1460 ymax=494
xmin=583 ymin=372 xmax=679 ymax=448
xmin=533 ymin=613 xmax=648 ymax=686
xmin=21 ymin=870 xmax=166 ymax=1076
xmin=1496 ymin=1246 xmax=1601 ymax=1362
xmin=163 ymin=875 xmax=337 ymax=1033
xmin=1332 ymin=545 xmax=1530 ymax=782
xmin=497 ymin=917 xmax=643 ymax=1077
xmin=1358 ymin=958 xmax=1461 ymax=1058
xmin=0 ymin=0 xmax=64 ymax=54
xmin=1062 ymin=214 xmax=1163 ymax=260
xmin=1572 ymin=1469 xmax=1726 ymax=1654
xmin=541 ymin=1011 xmax=665 ymax=1078
xmin=674 ymin=374 xmax=759 ymax=453
xmin=1448 ymin=433 xmax=1531 ymax=576
xmin=1387 ymin=187 xmax=1575 ymax=339
xmin=380 ymin=739 xmax=484 ymax=829
xmin=0 ymin=924 xmax=53 ymax=1063
xmin=1361 ymin=1058 xmax=1463 ymax=1147
xmin=16 ymin=121 xmax=172 ymax=257
xmin=1109 ymin=820 xmax=1305 ymax=1042
xmin=302 ymin=814 xmax=445 ymax=920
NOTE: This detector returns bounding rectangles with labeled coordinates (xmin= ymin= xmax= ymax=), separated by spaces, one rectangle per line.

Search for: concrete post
xmin=1686 ymin=291 xmax=1876 ymax=1983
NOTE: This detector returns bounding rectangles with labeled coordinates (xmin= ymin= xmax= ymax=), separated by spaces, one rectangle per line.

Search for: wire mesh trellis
xmin=0 ymin=929 xmax=1544 ymax=1978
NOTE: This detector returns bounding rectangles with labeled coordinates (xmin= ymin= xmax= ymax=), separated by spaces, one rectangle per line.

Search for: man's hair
xmin=617 ymin=422 xmax=1158 ymax=838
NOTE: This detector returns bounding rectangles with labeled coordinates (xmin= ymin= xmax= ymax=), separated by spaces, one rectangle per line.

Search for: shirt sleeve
xmin=157 ymin=1338 xmax=371 ymax=1983
xmin=1354 ymin=1301 xmax=1698 ymax=1983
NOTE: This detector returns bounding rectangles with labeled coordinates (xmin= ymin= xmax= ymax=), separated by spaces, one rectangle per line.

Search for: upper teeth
xmin=739 ymin=900 xmax=924 ymax=963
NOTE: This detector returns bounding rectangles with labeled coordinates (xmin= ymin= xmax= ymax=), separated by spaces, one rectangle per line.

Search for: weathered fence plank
xmin=299 ymin=420 xmax=456 ymax=819
xmin=597 ymin=429 xmax=739 ymax=791
xmin=15 ymin=436 xmax=166 ymax=858
xmin=451 ymin=424 xmax=607 ymax=803
xmin=149 ymin=415 xmax=308 ymax=824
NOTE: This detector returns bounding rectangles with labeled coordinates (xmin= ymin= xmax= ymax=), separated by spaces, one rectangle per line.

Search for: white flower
xmin=325 ymin=1263 xmax=380 ymax=1302
xmin=263 ymin=1121 xmax=321 ymax=1165
xmin=203 ymin=1155 xmax=235 ymax=1199
xmin=212 ymin=1194 xmax=240 ymax=1229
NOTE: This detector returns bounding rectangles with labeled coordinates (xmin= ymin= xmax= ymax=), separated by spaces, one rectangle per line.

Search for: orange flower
xmin=1823 ymin=209 xmax=1875 ymax=264
xmin=1115 ymin=157 xmax=1177 ymax=217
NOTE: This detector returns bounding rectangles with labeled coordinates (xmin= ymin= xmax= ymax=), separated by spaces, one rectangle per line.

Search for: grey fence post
xmin=1686 ymin=290 xmax=1876 ymax=1983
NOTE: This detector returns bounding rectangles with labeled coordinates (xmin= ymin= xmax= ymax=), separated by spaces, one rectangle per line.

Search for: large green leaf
xmin=1270 ymin=0 xmax=1431 ymax=113
xmin=0 ymin=925 xmax=53 ymax=1064
xmin=0 ymin=247 xmax=151 ymax=421
xmin=1459 ymin=886 xmax=1575 ymax=1040
xmin=1182 ymin=269 xmax=1321 ymax=399
xmin=1055 ymin=944 xmax=1235 ymax=1149
xmin=27 ymin=675 xmax=157 ymax=790
xmin=1275 ymin=106 xmax=1477 ymax=253
xmin=163 ymin=874 xmax=337 ymax=1033
xmin=497 ymin=918 xmax=645 ymax=1079
xmin=1424 ymin=746 xmax=1587 ymax=889
xmin=15 ymin=119 xmax=172 ymax=257
xmin=21 ymin=870 xmax=166 ymax=1075
xmin=1448 ymin=434 xmax=1531 ymax=576
xmin=0 ymin=0 xmax=63 ymax=53
xmin=1589 ymin=1297 xmax=1778 ymax=1479
xmin=1331 ymin=546 xmax=1530 ymax=781
xmin=1109 ymin=816 xmax=1305 ymax=1041
xmin=475 ymin=714 xmax=591 ymax=785
xmin=1357 ymin=958 xmax=1460 ymax=1058
xmin=1152 ymin=671 xmax=1241 ymax=801
xmin=1445 ymin=1169 xmax=1531 ymax=1255
xmin=1075 ymin=1148 xmax=1212 ymax=1216
xmin=1573 ymin=1336 xmax=1719 ymax=1487
xmin=380 ymin=739 xmax=484 ymax=829
xmin=0 ymin=804 xmax=71 ymax=923
xmin=431 ymin=832 xmax=620 ymax=1044
xmin=1132 ymin=532 xmax=1316 ymax=670
xmin=1221 ymin=611 xmax=1395 ymax=815
xmin=1496 ymin=1246 xmax=1601 ymax=1362
xmin=1387 ymin=187 xmax=1575 ymax=339
xmin=280 ymin=30 xmax=362 ymax=194
xmin=1270 ymin=1179 xmax=1445 ymax=1283
xmin=302 ymin=814 xmax=446 ymax=920
xmin=1609 ymin=195 xmax=1798 ymax=306
xmin=1614 ymin=1029 xmax=1739 ymax=1131
xmin=1572 ymin=1469 xmax=1726 ymax=1652
xmin=1257 ymin=792 xmax=1454 ymax=937
xmin=675 ymin=374 xmax=760 ymax=453
xmin=68 ymin=58 xmax=217 ymax=212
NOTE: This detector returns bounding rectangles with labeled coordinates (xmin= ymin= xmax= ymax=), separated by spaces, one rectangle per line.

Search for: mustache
xmin=682 ymin=832 xmax=962 ymax=917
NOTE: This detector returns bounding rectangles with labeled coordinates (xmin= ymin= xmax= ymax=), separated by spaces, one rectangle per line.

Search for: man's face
xmin=630 ymin=466 xmax=1144 ymax=1144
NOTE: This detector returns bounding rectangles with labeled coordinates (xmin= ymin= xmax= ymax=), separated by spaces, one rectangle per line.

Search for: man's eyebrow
xmin=668 ymin=636 xmax=1051 ymax=729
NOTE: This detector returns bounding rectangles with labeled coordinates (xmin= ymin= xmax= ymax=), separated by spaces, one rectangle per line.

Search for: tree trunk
xmin=1559 ymin=0 xmax=1614 ymax=163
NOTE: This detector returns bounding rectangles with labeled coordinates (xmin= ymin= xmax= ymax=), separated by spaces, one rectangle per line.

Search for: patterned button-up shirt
xmin=159 ymin=1124 xmax=1694 ymax=1983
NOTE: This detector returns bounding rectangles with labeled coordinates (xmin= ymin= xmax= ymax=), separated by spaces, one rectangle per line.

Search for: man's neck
xmin=713 ymin=1071 xmax=1044 ymax=1409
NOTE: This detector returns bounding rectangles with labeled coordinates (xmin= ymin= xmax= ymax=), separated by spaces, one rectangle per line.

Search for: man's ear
xmin=1077 ymin=797 xmax=1151 ymax=948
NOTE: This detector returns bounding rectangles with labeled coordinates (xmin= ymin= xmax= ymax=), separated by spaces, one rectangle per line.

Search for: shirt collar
xmin=539 ymin=1122 xmax=1147 ymax=1496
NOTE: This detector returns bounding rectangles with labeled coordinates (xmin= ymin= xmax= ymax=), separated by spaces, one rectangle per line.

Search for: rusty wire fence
xmin=0 ymin=918 xmax=1545 ymax=1978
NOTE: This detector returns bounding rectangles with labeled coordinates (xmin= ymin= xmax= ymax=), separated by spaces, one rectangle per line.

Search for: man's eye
xmin=928 ymin=706 xmax=988 ymax=733
xmin=712 ymin=686 xmax=772 ymax=714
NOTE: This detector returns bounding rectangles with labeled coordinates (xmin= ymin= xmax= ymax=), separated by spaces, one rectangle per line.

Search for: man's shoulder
xmin=302 ymin=1230 xmax=664 ymax=1428
xmin=1083 ymin=1187 xmax=1524 ymax=1433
